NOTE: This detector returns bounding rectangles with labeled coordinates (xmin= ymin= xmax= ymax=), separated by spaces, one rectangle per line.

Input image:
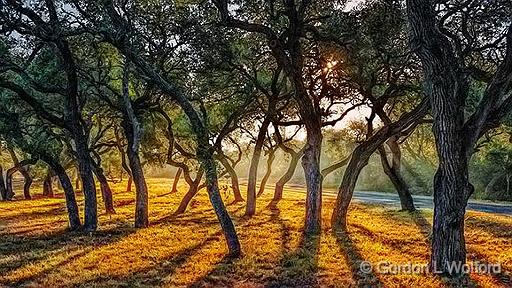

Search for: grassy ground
xmin=0 ymin=178 xmax=510 ymax=287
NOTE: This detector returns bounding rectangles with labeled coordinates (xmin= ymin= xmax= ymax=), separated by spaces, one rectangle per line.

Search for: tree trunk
xmin=175 ymin=169 xmax=203 ymax=214
xmin=93 ymin=165 xmax=116 ymax=214
xmin=302 ymin=124 xmax=323 ymax=235
xmin=246 ymin=117 xmax=271 ymax=216
xmin=0 ymin=165 xmax=6 ymax=200
xmin=75 ymin=139 xmax=98 ymax=232
xmin=257 ymin=148 xmax=276 ymax=198
xmin=378 ymin=138 xmax=415 ymax=211
xmin=127 ymin=176 xmax=132 ymax=192
xmin=272 ymin=148 xmax=301 ymax=204
xmin=216 ymin=152 xmax=244 ymax=203
xmin=43 ymin=173 xmax=54 ymax=197
xmin=201 ymin=150 xmax=241 ymax=257
xmin=331 ymin=144 xmax=374 ymax=230
xmin=20 ymin=169 xmax=32 ymax=200
xmin=41 ymin=155 xmax=81 ymax=230
xmin=5 ymin=170 xmax=14 ymax=200
xmin=171 ymin=168 xmax=182 ymax=194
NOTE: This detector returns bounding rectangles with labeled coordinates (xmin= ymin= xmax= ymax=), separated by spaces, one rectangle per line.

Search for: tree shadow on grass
xmin=333 ymin=230 xmax=383 ymax=287
xmin=78 ymin=230 xmax=224 ymax=287
xmin=0 ymin=228 xmax=136 ymax=286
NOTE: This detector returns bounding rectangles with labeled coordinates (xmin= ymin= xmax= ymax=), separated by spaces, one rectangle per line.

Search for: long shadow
xmin=79 ymin=230 xmax=224 ymax=287
xmin=0 ymin=206 xmax=67 ymax=223
xmin=0 ymin=228 xmax=136 ymax=286
xmin=397 ymin=211 xmax=511 ymax=287
xmin=265 ymin=208 xmax=320 ymax=288
xmin=334 ymin=230 xmax=383 ymax=287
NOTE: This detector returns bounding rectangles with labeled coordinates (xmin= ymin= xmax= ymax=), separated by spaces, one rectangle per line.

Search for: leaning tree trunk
xmin=331 ymin=143 xmax=375 ymax=230
xmin=175 ymin=168 xmax=203 ymax=214
xmin=92 ymin=165 xmax=116 ymax=214
xmin=246 ymin=116 xmax=271 ymax=216
xmin=257 ymin=148 xmax=276 ymax=198
xmin=43 ymin=173 xmax=54 ymax=197
xmin=272 ymin=149 xmax=302 ymax=204
xmin=171 ymin=168 xmax=182 ymax=194
xmin=200 ymin=147 xmax=241 ymax=257
xmin=378 ymin=141 xmax=415 ymax=211
xmin=42 ymin=155 xmax=81 ymax=230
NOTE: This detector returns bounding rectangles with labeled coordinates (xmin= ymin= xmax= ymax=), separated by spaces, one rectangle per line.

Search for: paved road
xmin=280 ymin=184 xmax=512 ymax=216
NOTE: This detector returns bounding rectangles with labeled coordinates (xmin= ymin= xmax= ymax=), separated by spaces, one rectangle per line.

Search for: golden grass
xmin=0 ymin=178 xmax=510 ymax=287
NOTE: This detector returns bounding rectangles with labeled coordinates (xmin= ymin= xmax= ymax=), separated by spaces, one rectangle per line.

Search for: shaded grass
xmin=0 ymin=179 xmax=510 ymax=287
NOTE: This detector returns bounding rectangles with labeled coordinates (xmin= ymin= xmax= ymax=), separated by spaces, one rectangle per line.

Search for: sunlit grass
xmin=0 ymin=178 xmax=510 ymax=287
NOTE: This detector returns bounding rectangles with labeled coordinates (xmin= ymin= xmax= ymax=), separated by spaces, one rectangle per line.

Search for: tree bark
xmin=41 ymin=154 xmax=81 ymax=230
xmin=378 ymin=138 xmax=416 ymax=211
xmin=246 ymin=116 xmax=271 ymax=216
xmin=43 ymin=173 xmax=54 ymax=197
xmin=331 ymin=98 xmax=429 ymax=231
xmin=92 ymin=164 xmax=116 ymax=214
xmin=216 ymin=152 xmax=244 ymax=203
xmin=175 ymin=168 xmax=203 ymax=214
xmin=126 ymin=177 xmax=133 ymax=192
xmin=257 ymin=148 xmax=276 ymax=198
xmin=0 ymin=165 xmax=6 ymax=200
xmin=171 ymin=168 xmax=182 ymax=194
xmin=7 ymin=148 xmax=33 ymax=200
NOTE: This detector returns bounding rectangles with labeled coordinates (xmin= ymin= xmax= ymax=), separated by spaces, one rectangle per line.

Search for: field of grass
xmin=0 ymin=178 xmax=511 ymax=287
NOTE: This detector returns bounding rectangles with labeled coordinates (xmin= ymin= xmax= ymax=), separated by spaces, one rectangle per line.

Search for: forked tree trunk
xmin=93 ymin=165 xmax=116 ymax=214
xmin=175 ymin=168 xmax=203 ymax=214
xmin=272 ymin=148 xmax=302 ymax=204
xmin=43 ymin=173 xmax=54 ymax=197
xmin=171 ymin=168 xmax=182 ymax=194
xmin=257 ymin=148 xmax=276 ymax=198
xmin=246 ymin=117 xmax=271 ymax=216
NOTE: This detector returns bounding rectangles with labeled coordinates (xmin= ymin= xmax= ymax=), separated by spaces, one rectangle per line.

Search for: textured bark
xmin=246 ymin=116 xmax=271 ymax=216
xmin=405 ymin=0 xmax=473 ymax=275
xmin=378 ymin=138 xmax=415 ymax=211
xmin=43 ymin=173 xmax=54 ymax=197
xmin=171 ymin=168 xmax=182 ymax=194
xmin=92 ymin=165 xmax=116 ymax=214
xmin=103 ymin=9 xmax=241 ymax=255
xmin=257 ymin=148 xmax=276 ymax=198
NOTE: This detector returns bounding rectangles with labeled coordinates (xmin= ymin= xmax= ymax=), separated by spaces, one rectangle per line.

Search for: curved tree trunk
xmin=43 ymin=173 xmax=54 ymax=197
xmin=171 ymin=168 xmax=182 ymax=194
xmin=257 ymin=148 xmax=276 ymax=198
xmin=41 ymin=155 xmax=81 ymax=230
xmin=246 ymin=117 xmax=271 ymax=216
xmin=175 ymin=168 xmax=203 ymax=214
xmin=272 ymin=149 xmax=302 ymax=204
xmin=7 ymin=148 xmax=34 ymax=200
xmin=92 ymin=164 xmax=116 ymax=214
